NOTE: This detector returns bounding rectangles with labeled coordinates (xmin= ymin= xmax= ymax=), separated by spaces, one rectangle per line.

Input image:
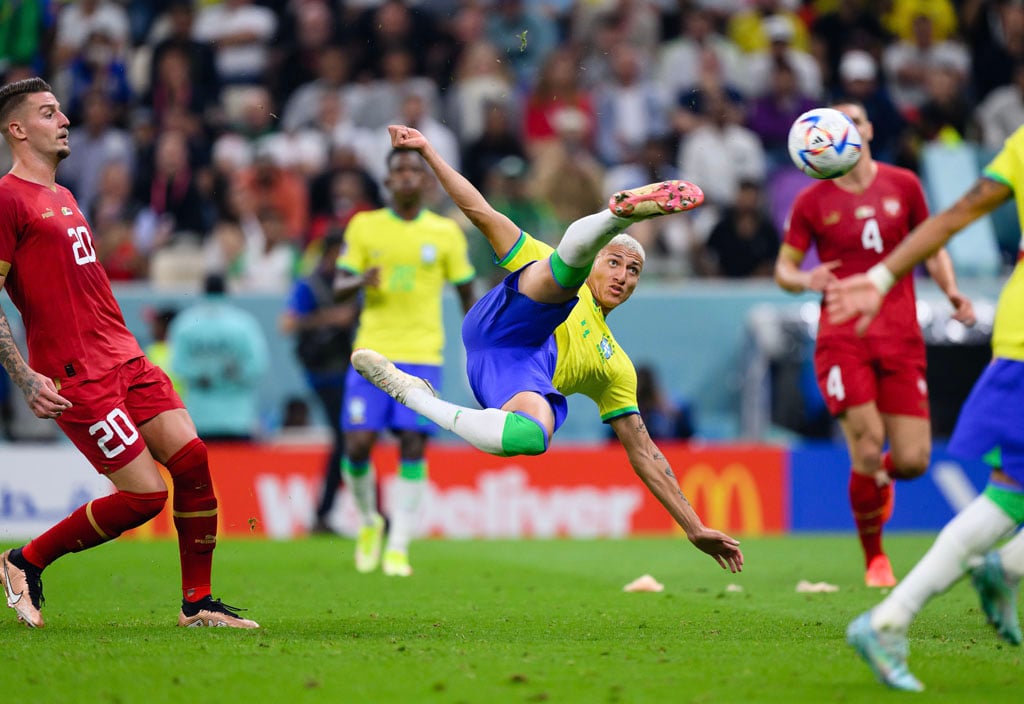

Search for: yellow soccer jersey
xmin=983 ymin=126 xmax=1024 ymax=361
xmin=338 ymin=208 xmax=475 ymax=365
xmin=498 ymin=233 xmax=639 ymax=421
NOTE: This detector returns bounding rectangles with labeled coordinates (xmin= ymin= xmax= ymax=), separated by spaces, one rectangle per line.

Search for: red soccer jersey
xmin=784 ymin=163 xmax=929 ymax=341
xmin=0 ymin=174 xmax=142 ymax=384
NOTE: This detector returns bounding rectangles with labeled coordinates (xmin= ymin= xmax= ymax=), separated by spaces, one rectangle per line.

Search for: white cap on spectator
xmin=840 ymin=50 xmax=877 ymax=82
xmin=763 ymin=15 xmax=795 ymax=43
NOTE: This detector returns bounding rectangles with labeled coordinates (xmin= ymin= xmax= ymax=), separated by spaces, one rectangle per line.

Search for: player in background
xmin=350 ymin=125 xmax=744 ymax=573
xmin=774 ymin=101 xmax=975 ymax=587
xmin=335 ymin=149 xmax=476 ymax=577
xmin=830 ymin=124 xmax=1024 ymax=691
xmin=0 ymin=78 xmax=257 ymax=629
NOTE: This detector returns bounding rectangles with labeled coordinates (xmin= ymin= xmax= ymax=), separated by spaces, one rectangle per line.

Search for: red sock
xmin=881 ymin=451 xmax=896 ymax=475
xmin=848 ymin=471 xmax=892 ymax=566
xmin=166 ymin=438 xmax=217 ymax=602
xmin=22 ymin=491 xmax=167 ymax=569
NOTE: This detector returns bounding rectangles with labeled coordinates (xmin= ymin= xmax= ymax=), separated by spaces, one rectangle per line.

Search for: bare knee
xmin=889 ymin=445 xmax=931 ymax=479
xmin=345 ymin=432 xmax=375 ymax=463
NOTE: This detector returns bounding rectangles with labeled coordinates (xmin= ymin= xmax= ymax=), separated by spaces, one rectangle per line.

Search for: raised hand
xmin=388 ymin=124 xmax=428 ymax=151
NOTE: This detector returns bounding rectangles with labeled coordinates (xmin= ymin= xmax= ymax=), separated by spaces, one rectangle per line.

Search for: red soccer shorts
xmin=55 ymin=356 xmax=185 ymax=474
xmin=814 ymin=334 xmax=929 ymax=418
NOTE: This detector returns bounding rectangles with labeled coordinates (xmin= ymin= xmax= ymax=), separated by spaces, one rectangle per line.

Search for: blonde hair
xmin=605 ymin=233 xmax=646 ymax=263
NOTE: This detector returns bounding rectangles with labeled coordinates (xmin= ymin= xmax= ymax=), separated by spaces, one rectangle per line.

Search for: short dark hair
xmin=386 ymin=148 xmax=425 ymax=172
xmin=0 ymin=77 xmax=53 ymax=127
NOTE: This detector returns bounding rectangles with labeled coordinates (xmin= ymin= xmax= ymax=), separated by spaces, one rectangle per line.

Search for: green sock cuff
xmin=343 ymin=458 xmax=372 ymax=478
xmin=399 ymin=459 xmax=427 ymax=480
xmin=983 ymin=484 xmax=1024 ymax=524
xmin=501 ymin=412 xmax=548 ymax=457
xmin=549 ymin=251 xmax=592 ymax=289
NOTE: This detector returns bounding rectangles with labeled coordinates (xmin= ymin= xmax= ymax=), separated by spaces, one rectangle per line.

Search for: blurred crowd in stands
xmin=2 ymin=0 xmax=1022 ymax=288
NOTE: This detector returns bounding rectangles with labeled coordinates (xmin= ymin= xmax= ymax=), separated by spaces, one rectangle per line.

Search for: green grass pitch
xmin=2 ymin=535 xmax=1022 ymax=703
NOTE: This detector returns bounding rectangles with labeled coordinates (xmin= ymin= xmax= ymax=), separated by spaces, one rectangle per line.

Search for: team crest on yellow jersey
xmin=420 ymin=243 xmax=437 ymax=264
xmin=599 ymin=336 xmax=614 ymax=360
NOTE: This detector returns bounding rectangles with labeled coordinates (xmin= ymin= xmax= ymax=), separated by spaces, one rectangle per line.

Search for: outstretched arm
xmin=0 ymin=276 xmax=71 ymax=419
xmin=610 ymin=413 xmax=743 ymax=572
xmin=827 ymin=177 xmax=1012 ymax=333
xmin=389 ymin=125 xmax=522 ymax=259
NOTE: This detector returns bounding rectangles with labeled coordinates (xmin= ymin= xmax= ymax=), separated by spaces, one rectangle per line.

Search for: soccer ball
xmin=787 ymin=108 xmax=863 ymax=179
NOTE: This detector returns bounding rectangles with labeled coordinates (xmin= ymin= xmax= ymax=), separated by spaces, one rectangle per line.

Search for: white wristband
xmin=865 ymin=263 xmax=896 ymax=295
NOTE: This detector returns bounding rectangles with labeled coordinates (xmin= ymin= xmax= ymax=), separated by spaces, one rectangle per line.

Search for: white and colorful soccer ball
xmin=787 ymin=107 xmax=863 ymax=179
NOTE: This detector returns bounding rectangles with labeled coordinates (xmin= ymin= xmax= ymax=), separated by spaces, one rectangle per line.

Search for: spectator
xmin=344 ymin=0 xmax=441 ymax=82
xmin=147 ymin=45 xmax=218 ymax=134
xmin=656 ymin=8 xmax=745 ymax=108
xmin=747 ymin=60 xmax=818 ymax=169
xmin=695 ymin=180 xmax=779 ymax=278
xmin=603 ymin=136 xmax=688 ymax=273
xmin=147 ymin=0 xmax=220 ymax=123
xmin=485 ymin=0 xmax=558 ymax=86
xmin=91 ymin=162 xmax=146 ymax=281
xmin=234 ymin=143 xmax=310 ymax=242
xmin=677 ymin=88 xmax=767 ymax=242
xmin=443 ymin=40 xmax=515 ymax=144
xmin=811 ymin=0 xmax=891 ymax=94
xmin=193 ymin=0 xmax=277 ymax=86
xmin=52 ymin=0 xmax=130 ymax=71
xmin=914 ymin=63 xmax=973 ymax=146
xmin=169 ymin=273 xmax=269 ymax=441
xmin=57 ymin=90 xmax=134 ymax=214
xmin=747 ymin=15 xmax=823 ymax=100
xmin=65 ymin=29 xmax=133 ymax=125
xmin=280 ymin=231 xmax=358 ymax=534
xmin=522 ymin=47 xmax=596 ymax=158
xmin=882 ymin=12 xmax=970 ymax=118
xmin=727 ymin=0 xmax=811 ymax=53
xmin=268 ymin=0 xmax=339 ymax=107
xmin=280 ymin=45 xmax=354 ymax=132
xmin=144 ymin=306 xmax=184 ymax=395
xmin=530 ymin=106 xmax=606 ymax=234
xmin=966 ymin=0 xmax=1024 ymax=103
xmin=833 ymin=49 xmax=906 ymax=164
xmin=350 ymin=46 xmax=439 ymax=131
xmin=975 ymin=59 xmax=1024 ymax=151
xmin=593 ymin=40 xmax=670 ymax=166
xmin=307 ymin=167 xmax=378 ymax=246
xmin=607 ymin=364 xmax=696 ymax=442
xmin=461 ymin=98 xmax=527 ymax=190
xmin=134 ymin=128 xmax=212 ymax=251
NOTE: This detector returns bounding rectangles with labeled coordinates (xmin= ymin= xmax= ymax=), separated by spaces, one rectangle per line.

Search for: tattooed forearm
xmin=0 ymin=305 xmax=35 ymax=392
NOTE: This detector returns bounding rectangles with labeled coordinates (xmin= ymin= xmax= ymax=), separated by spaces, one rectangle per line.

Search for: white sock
xmin=405 ymin=387 xmax=509 ymax=455
xmin=871 ymin=495 xmax=1016 ymax=633
xmin=386 ymin=477 xmax=424 ymax=554
xmin=998 ymin=529 xmax=1024 ymax=580
xmin=345 ymin=466 xmax=380 ymax=526
xmin=554 ymin=211 xmax=630 ymax=267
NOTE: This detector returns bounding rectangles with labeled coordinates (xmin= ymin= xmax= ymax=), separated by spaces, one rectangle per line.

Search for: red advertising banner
xmin=124 ymin=442 xmax=787 ymax=540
